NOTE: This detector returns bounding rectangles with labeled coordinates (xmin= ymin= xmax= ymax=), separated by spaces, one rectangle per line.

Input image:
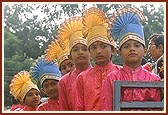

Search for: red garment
xmin=75 ymin=62 xmax=120 ymax=111
xmin=100 ymin=64 xmax=161 ymax=111
xmin=59 ymin=65 xmax=92 ymax=111
xmin=20 ymin=105 xmax=37 ymax=111
xmin=142 ymin=62 xmax=152 ymax=72
xmin=10 ymin=104 xmax=24 ymax=111
xmin=36 ymin=98 xmax=60 ymax=111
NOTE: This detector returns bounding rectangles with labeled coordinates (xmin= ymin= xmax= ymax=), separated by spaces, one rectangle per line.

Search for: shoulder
xmin=107 ymin=68 xmax=121 ymax=79
xmin=78 ymin=67 xmax=93 ymax=77
xmin=143 ymin=69 xmax=161 ymax=81
xmin=36 ymin=102 xmax=48 ymax=111
xmin=59 ymin=71 xmax=72 ymax=82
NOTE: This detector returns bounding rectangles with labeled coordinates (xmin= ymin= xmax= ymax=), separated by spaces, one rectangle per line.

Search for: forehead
xmin=27 ymin=88 xmax=39 ymax=93
xmin=43 ymin=79 xmax=58 ymax=84
xmin=91 ymin=41 xmax=106 ymax=46
xmin=123 ymin=39 xmax=141 ymax=45
xmin=61 ymin=59 xmax=73 ymax=66
xmin=73 ymin=43 xmax=87 ymax=48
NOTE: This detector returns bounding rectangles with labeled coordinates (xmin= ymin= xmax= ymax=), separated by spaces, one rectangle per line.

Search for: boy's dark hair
xmin=148 ymin=34 xmax=164 ymax=52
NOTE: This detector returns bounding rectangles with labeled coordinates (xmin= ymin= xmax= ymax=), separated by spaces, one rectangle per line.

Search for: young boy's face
xmin=24 ymin=89 xmax=41 ymax=108
xmin=119 ymin=39 xmax=145 ymax=67
xmin=42 ymin=79 xmax=59 ymax=100
xmin=89 ymin=41 xmax=115 ymax=66
xmin=60 ymin=59 xmax=75 ymax=75
xmin=69 ymin=43 xmax=90 ymax=65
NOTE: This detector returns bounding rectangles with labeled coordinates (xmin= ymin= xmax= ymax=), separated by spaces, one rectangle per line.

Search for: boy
xmin=100 ymin=7 xmax=161 ymax=111
xmin=75 ymin=7 xmax=120 ymax=111
xmin=30 ymin=56 xmax=62 ymax=111
xmin=45 ymin=39 xmax=75 ymax=75
xmin=57 ymin=16 xmax=92 ymax=110
xmin=10 ymin=71 xmax=41 ymax=111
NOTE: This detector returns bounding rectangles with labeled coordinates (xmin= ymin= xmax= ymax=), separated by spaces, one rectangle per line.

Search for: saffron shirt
xmin=100 ymin=64 xmax=161 ymax=111
xmin=36 ymin=98 xmax=59 ymax=111
xmin=10 ymin=104 xmax=24 ymax=111
xmin=20 ymin=105 xmax=38 ymax=111
xmin=59 ymin=65 xmax=92 ymax=111
xmin=75 ymin=62 xmax=120 ymax=111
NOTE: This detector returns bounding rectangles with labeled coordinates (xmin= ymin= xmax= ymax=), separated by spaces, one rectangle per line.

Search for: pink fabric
xmin=36 ymin=98 xmax=59 ymax=111
xmin=59 ymin=65 xmax=92 ymax=111
xmin=100 ymin=64 xmax=161 ymax=111
xmin=10 ymin=104 xmax=24 ymax=111
xmin=75 ymin=62 xmax=120 ymax=111
xmin=20 ymin=105 xmax=37 ymax=111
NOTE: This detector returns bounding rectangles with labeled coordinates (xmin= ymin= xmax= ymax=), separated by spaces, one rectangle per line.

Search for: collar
xmin=123 ymin=64 xmax=142 ymax=73
xmin=94 ymin=62 xmax=113 ymax=70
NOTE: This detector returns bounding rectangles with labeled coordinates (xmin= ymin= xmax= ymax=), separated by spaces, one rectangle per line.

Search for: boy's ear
xmin=41 ymin=88 xmax=46 ymax=95
xmin=111 ymin=47 xmax=116 ymax=56
xmin=68 ymin=54 xmax=72 ymax=60
xmin=159 ymin=44 xmax=164 ymax=52
xmin=143 ymin=48 xmax=147 ymax=57
xmin=118 ymin=50 xmax=122 ymax=59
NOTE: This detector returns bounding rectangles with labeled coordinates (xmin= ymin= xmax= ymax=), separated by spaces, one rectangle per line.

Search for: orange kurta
xmin=36 ymin=98 xmax=59 ymax=111
xmin=20 ymin=105 xmax=37 ymax=111
xmin=75 ymin=62 xmax=120 ymax=111
xmin=101 ymin=64 xmax=161 ymax=111
xmin=59 ymin=65 xmax=92 ymax=111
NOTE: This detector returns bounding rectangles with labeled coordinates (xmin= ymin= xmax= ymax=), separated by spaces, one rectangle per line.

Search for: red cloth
xmin=75 ymin=62 xmax=120 ymax=111
xmin=36 ymin=98 xmax=60 ymax=111
xmin=59 ymin=65 xmax=92 ymax=111
xmin=100 ymin=64 xmax=161 ymax=111
xmin=20 ymin=105 xmax=37 ymax=111
xmin=142 ymin=62 xmax=152 ymax=72
xmin=10 ymin=104 xmax=24 ymax=111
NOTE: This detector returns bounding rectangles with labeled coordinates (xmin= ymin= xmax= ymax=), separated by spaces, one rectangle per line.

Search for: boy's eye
xmin=100 ymin=44 xmax=107 ymax=49
xmin=90 ymin=46 xmax=96 ymax=50
xmin=123 ymin=45 xmax=129 ymax=49
xmin=43 ymin=84 xmax=49 ymax=89
xmin=82 ymin=47 xmax=88 ymax=51
xmin=61 ymin=66 xmax=66 ymax=71
xmin=51 ymin=82 xmax=58 ymax=86
xmin=27 ymin=94 xmax=32 ymax=97
xmin=72 ymin=48 xmax=78 ymax=52
xmin=68 ymin=63 xmax=74 ymax=67
xmin=35 ymin=92 xmax=40 ymax=96
xmin=135 ymin=44 xmax=141 ymax=47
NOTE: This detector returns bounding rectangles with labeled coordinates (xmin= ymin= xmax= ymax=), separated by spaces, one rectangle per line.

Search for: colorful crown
xmin=45 ymin=39 xmax=69 ymax=67
xmin=30 ymin=56 xmax=62 ymax=86
xmin=57 ymin=16 xmax=87 ymax=51
xmin=9 ymin=71 xmax=39 ymax=102
xmin=110 ymin=7 xmax=146 ymax=48
xmin=82 ymin=7 xmax=114 ymax=47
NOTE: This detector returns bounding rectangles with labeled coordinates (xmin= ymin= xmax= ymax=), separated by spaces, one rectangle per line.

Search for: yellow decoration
xmin=9 ymin=71 xmax=39 ymax=102
xmin=82 ymin=7 xmax=114 ymax=47
xmin=45 ymin=39 xmax=69 ymax=67
xmin=57 ymin=16 xmax=87 ymax=51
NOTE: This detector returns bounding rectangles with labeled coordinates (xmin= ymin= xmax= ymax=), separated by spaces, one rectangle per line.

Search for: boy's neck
xmin=95 ymin=61 xmax=110 ymax=66
xmin=75 ymin=63 xmax=90 ymax=71
xmin=125 ymin=62 xmax=141 ymax=70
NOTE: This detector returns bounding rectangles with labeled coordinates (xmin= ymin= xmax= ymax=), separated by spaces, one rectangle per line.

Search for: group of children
xmin=9 ymin=6 xmax=164 ymax=111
